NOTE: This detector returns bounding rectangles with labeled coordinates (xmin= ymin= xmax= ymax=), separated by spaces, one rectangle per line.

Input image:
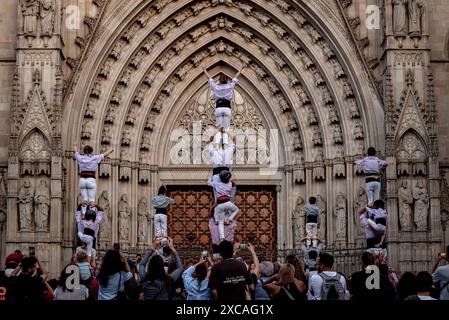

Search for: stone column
xmin=345 ymin=157 xmax=355 ymax=248
xmin=130 ymin=162 xmax=139 ymax=247
xmin=325 ymin=160 xmax=333 ymax=244
xmin=111 ymin=161 xmax=119 ymax=244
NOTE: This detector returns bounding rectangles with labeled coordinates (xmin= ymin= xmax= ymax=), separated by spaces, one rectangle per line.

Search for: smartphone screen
xmin=29 ymin=247 xmax=35 ymax=257
xmin=113 ymin=243 xmax=120 ymax=252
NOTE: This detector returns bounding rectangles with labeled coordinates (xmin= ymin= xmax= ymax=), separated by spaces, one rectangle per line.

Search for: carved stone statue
xmin=354 ymin=186 xmax=367 ymax=236
xmin=137 ymin=197 xmax=150 ymax=242
xmin=335 ymin=193 xmax=347 ymax=240
xmin=98 ymin=190 xmax=111 ymax=239
xmin=393 ymin=0 xmax=408 ymax=36
xmin=292 ymin=196 xmax=306 ymax=245
xmin=316 ymin=195 xmax=327 ymax=241
xmin=118 ymin=194 xmax=131 ymax=241
xmin=399 ymin=180 xmax=413 ymax=231
xmin=40 ymin=0 xmax=54 ymax=34
xmin=18 ymin=180 xmax=34 ymax=231
xmin=22 ymin=0 xmax=40 ymax=34
xmin=413 ymin=180 xmax=429 ymax=231
xmin=34 ymin=178 xmax=50 ymax=232
xmin=408 ymin=0 xmax=424 ymax=37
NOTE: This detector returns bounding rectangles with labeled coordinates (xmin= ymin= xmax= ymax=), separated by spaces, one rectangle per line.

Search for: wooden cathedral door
xmin=166 ymin=185 xmax=277 ymax=263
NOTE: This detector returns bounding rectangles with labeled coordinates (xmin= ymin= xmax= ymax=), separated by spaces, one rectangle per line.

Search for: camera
xmin=29 ymin=247 xmax=35 ymax=257
xmin=201 ymin=249 xmax=209 ymax=259
xmin=239 ymin=243 xmax=248 ymax=250
xmin=439 ymin=252 xmax=447 ymax=259
xmin=113 ymin=243 xmax=120 ymax=252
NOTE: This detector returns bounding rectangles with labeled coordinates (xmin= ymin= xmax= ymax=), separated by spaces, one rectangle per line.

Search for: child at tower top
xmin=73 ymin=144 xmax=113 ymax=214
xmin=202 ymin=65 xmax=244 ymax=149
xmin=355 ymin=147 xmax=387 ymax=206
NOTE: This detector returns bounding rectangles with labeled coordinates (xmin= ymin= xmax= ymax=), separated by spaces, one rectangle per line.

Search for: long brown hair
xmin=145 ymin=255 xmax=172 ymax=287
xmin=285 ymin=254 xmax=307 ymax=283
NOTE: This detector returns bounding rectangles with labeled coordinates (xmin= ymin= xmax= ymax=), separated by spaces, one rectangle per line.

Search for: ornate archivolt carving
xmin=312 ymin=126 xmax=323 ymax=146
xmin=76 ymin=0 xmax=365 ymax=164
xmin=333 ymin=145 xmax=346 ymax=178
xmin=342 ymin=80 xmax=354 ymax=97
xmin=327 ymin=104 xmax=340 ymax=124
xmin=353 ymin=120 xmax=364 ymax=140
xmin=318 ymin=40 xmax=335 ymax=60
xmin=330 ymin=59 xmax=345 ymax=79
xmin=332 ymin=125 xmax=344 ymax=144
xmin=101 ymin=124 xmax=112 ymax=144
xmin=306 ymin=106 xmax=318 ymax=125
xmin=313 ymin=148 xmax=325 ymax=180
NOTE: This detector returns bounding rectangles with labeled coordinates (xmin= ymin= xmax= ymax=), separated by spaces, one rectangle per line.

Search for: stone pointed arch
xmin=60 ymin=0 xmax=386 ymax=262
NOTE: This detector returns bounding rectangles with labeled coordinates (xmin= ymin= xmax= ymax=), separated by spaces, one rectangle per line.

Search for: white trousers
xmin=366 ymin=181 xmax=381 ymax=205
xmin=154 ymin=213 xmax=168 ymax=237
xmin=215 ymin=107 xmax=232 ymax=129
xmin=366 ymin=248 xmax=388 ymax=258
xmin=306 ymin=223 xmax=318 ymax=238
xmin=78 ymin=232 xmax=94 ymax=257
xmin=214 ymin=202 xmax=239 ymax=240
xmin=80 ymin=177 xmax=97 ymax=214
xmin=214 ymin=132 xmax=229 ymax=146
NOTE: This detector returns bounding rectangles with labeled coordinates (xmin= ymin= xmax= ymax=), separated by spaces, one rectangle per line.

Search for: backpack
xmin=318 ymin=273 xmax=346 ymax=300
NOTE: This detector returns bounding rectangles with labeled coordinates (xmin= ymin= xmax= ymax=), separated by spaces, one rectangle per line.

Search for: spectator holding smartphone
xmin=182 ymin=255 xmax=212 ymax=300
xmin=8 ymin=256 xmax=54 ymax=301
xmin=139 ymin=237 xmax=183 ymax=300
xmin=432 ymin=246 xmax=449 ymax=300
xmin=96 ymin=250 xmax=132 ymax=300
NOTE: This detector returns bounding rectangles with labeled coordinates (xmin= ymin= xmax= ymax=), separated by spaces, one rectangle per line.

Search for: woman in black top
xmin=263 ymin=263 xmax=307 ymax=301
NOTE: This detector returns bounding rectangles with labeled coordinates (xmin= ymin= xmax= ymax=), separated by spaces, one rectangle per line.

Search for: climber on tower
xmin=73 ymin=144 xmax=113 ymax=214
xmin=202 ymin=65 xmax=244 ymax=149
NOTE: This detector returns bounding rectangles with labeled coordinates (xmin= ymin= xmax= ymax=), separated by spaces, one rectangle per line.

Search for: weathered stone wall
xmin=0 ymin=0 xmax=448 ymax=276
xmin=0 ymin=0 xmax=17 ymax=165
